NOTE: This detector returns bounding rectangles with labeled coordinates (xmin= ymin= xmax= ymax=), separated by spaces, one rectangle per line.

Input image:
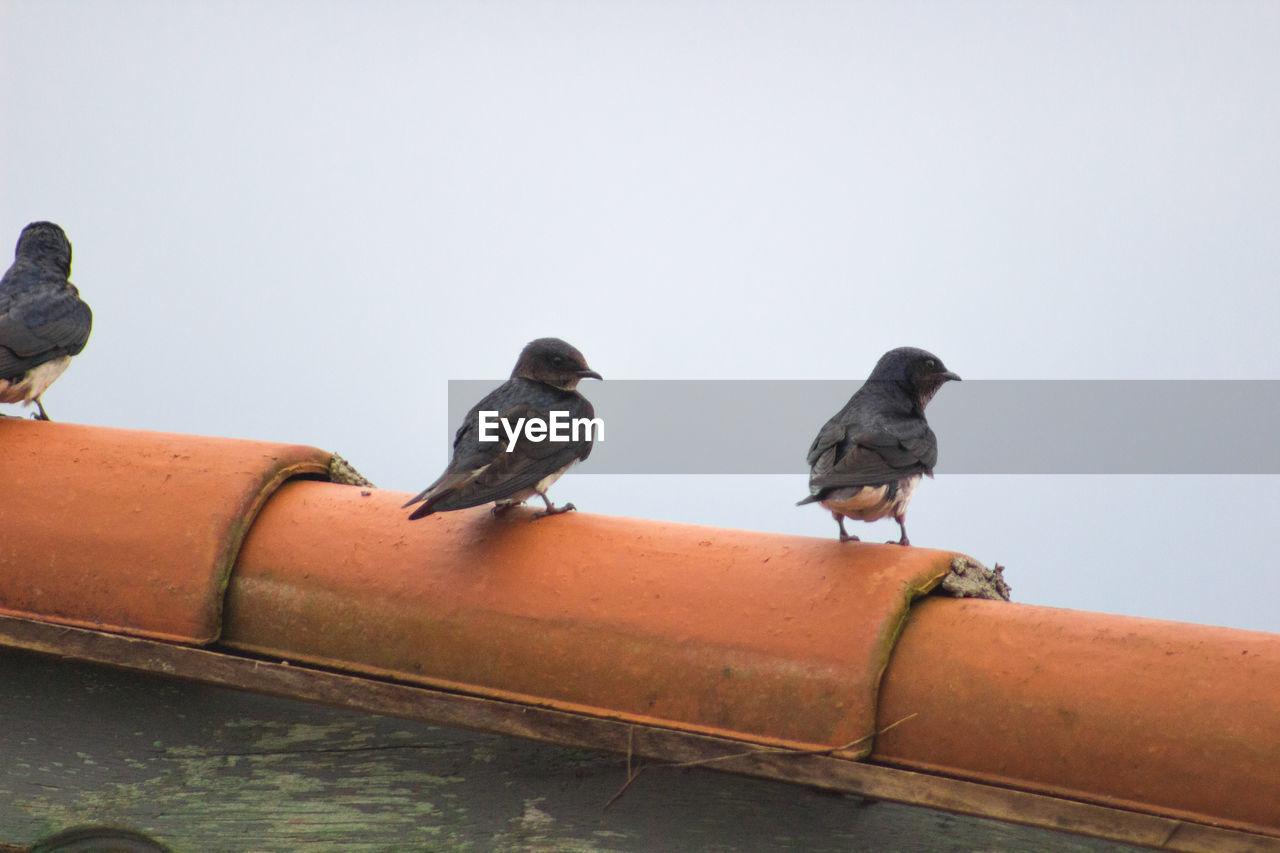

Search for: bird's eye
xmin=926 ymin=359 xmax=937 ymax=368
xmin=552 ymin=355 xmax=565 ymax=365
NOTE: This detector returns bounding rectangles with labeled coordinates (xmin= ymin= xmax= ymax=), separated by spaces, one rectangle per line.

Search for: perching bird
xmin=0 ymin=222 xmax=93 ymax=420
xmin=799 ymin=347 xmax=960 ymax=545
xmin=404 ymin=337 xmax=602 ymax=520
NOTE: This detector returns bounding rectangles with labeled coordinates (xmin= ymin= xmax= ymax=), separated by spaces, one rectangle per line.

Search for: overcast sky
xmin=3 ymin=1 xmax=1278 ymax=633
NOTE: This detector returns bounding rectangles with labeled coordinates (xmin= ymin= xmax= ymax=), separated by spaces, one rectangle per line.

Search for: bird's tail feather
xmin=402 ymin=487 xmax=432 ymax=509
xmin=403 ymin=466 xmax=480 ymax=517
xmin=407 ymin=499 xmax=438 ymax=520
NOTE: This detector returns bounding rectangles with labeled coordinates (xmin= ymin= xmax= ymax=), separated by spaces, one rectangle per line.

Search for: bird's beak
xmin=578 ymin=369 xmax=603 ymax=381
xmin=941 ymin=370 xmax=961 ymax=382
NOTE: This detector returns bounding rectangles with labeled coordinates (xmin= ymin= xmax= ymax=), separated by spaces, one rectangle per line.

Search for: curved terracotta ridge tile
xmin=222 ymin=480 xmax=956 ymax=756
xmin=0 ymin=420 xmax=331 ymax=643
xmin=9 ymin=420 xmax=1275 ymax=836
xmin=873 ymin=597 xmax=1280 ymax=835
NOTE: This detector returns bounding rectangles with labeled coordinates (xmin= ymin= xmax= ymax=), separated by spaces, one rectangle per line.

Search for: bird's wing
xmin=805 ymin=419 xmax=847 ymax=467
xmin=402 ymin=394 xmax=526 ymax=509
xmin=0 ymin=281 xmax=93 ymax=377
xmin=808 ymin=417 xmax=937 ymax=490
xmin=405 ymin=391 xmax=594 ymax=515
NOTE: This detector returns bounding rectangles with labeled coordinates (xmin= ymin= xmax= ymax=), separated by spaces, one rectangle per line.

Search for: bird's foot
xmin=836 ymin=516 xmax=859 ymax=542
xmin=888 ymin=538 xmax=911 ymax=546
xmin=491 ymin=502 xmax=518 ymax=516
xmin=893 ymin=520 xmax=910 ymax=546
xmin=32 ymin=399 xmax=50 ymax=421
xmin=534 ymin=502 xmax=576 ymax=519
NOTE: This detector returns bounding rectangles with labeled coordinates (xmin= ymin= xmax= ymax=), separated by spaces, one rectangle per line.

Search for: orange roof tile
xmin=0 ymin=419 xmax=329 ymax=642
xmin=224 ymin=480 xmax=954 ymax=756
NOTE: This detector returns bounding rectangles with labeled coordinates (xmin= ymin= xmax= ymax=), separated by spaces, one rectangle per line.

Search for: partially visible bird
xmin=31 ymin=825 xmax=172 ymax=853
xmin=0 ymin=222 xmax=93 ymax=420
xmin=404 ymin=337 xmax=602 ymax=520
xmin=799 ymin=347 xmax=960 ymax=545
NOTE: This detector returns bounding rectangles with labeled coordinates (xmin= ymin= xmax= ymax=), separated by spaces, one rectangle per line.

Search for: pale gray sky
xmin=3 ymin=1 xmax=1278 ymax=631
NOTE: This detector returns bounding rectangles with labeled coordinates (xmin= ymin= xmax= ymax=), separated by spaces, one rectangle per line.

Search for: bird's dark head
xmin=15 ymin=221 xmax=72 ymax=276
xmin=511 ymin=337 xmax=602 ymax=390
xmin=868 ymin=346 xmax=960 ymax=408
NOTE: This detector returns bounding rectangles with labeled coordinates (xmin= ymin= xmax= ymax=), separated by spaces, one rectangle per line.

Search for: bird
xmin=799 ymin=347 xmax=960 ymax=546
xmin=404 ymin=337 xmax=602 ymax=520
xmin=31 ymin=825 xmax=172 ymax=853
xmin=0 ymin=222 xmax=93 ymax=421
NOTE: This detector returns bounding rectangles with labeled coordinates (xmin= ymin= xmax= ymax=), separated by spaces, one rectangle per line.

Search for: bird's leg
xmin=892 ymin=516 xmax=911 ymax=546
xmin=31 ymin=397 xmax=50 ymax=421
xmin=533 ymin=491 xmax=576 ymax=518
xmin=834 ymin=512 xmax=859 ymax=542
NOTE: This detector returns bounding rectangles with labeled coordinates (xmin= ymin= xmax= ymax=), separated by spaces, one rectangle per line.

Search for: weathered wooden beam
xmin=0 ymin=614 xmax=1273 ymax=853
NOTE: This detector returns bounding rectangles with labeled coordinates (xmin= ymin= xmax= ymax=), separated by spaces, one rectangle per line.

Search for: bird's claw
xmin=534 ymin=502 xmax=576 ymax=519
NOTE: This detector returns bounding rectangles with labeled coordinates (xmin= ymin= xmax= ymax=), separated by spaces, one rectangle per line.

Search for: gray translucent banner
xmin=448 ymin=380 xmax=1280 ymax=474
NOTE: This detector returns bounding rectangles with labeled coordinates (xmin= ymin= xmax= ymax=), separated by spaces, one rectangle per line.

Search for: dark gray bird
xmin=0 ymin=222 xmax=93 ymax=420
xmin=31 ymin=825 xmax=172 ymax=853
xmin=404 ymin=337 xmax=602 ymax=520
xmin=799 ymin=347 xmax=960 ymax=545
